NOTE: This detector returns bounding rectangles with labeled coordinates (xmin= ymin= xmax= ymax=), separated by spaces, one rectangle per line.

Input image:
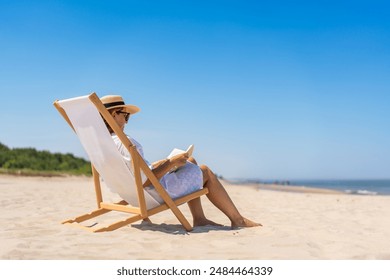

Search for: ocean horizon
xmin=231 ymin=179 xmax=390 ymax=196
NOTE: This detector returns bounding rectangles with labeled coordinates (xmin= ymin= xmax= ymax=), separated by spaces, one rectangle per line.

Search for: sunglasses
xmin=116 ymin=111 xmax=130 ymax=121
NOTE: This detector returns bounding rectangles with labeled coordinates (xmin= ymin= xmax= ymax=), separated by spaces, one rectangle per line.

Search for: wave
xmin=345 ymin=189 xmax=378 ymax=196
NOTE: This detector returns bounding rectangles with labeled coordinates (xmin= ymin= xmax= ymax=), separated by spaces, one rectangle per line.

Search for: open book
xmin=167 ymin=144 xmax=194 ymax=172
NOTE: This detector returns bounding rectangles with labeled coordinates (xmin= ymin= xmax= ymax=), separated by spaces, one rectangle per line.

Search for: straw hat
xmin=100 ymin=95 xmax=140 ymax=114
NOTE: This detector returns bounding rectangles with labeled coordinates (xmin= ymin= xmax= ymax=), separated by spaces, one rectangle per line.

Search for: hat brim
xmin=108 ymin=104 xmax=140 ymax=114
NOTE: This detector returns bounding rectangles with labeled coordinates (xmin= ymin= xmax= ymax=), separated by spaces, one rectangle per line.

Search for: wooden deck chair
xmin=53 ymin=93 xmax=208 ymax=232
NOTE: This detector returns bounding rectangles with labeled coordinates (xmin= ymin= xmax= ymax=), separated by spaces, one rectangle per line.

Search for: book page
xmin=167 ymin=144 xmax=194 ymax=159
xmin=167 ymin=144 xmax=195 ymax=172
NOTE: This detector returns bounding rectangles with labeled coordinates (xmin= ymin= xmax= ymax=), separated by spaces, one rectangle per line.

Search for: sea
xmin=233 ymin=179 xmax=390 ymax=196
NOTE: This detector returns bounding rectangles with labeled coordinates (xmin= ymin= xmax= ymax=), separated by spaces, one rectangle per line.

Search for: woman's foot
xmin=193 ymin=217 xmax=223 ymax=227
xmin=231 ymin=217 xmax=262 ymax=229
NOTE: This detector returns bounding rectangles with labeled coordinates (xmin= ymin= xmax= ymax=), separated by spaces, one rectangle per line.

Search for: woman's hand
xmin=168 ymin=153 xmax=189 ymax=170
xmin=145 ymin=153 xmax=190 ymax=187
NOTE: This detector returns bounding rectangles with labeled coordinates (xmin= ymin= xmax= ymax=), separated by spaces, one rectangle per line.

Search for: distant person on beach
xmin=100 ymin=94 xmax=261 ymax=229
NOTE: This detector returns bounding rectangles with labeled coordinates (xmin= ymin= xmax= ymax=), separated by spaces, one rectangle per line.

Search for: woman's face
xmin=112 ymin=109 xmax=130 ymax=131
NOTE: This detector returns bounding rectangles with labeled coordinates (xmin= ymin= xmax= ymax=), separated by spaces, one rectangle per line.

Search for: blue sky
xmin=1 ymin=0 xmax=389 ymax=180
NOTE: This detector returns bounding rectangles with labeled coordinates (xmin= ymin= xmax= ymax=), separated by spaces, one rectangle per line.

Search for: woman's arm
xmin=143 ymin=153 xmax=189 ymax=187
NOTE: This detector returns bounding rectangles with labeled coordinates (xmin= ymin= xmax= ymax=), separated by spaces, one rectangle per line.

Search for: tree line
xmin=0 ymin=142 xmax=91 ymax=176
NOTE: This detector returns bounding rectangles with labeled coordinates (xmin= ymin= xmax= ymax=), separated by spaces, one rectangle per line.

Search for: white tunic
xmin=112 ymin=134 xmax=203 ymax=203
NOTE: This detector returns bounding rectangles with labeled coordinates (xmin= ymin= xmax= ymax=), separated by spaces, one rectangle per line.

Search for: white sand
xmin=1 ymin=175 xmax=390 ymax=260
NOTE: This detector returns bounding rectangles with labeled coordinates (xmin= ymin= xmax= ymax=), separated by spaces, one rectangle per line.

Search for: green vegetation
xmin=0 ymin=142 xmax=91 ymax=176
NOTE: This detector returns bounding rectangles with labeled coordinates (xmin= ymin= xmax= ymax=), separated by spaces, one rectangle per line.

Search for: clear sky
xmin=1 ymin=0 xmax=389 ymax=180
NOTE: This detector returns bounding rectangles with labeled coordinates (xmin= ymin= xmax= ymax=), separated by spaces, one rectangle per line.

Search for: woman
xmin=100 ymin=95 xmax=261 ymax=228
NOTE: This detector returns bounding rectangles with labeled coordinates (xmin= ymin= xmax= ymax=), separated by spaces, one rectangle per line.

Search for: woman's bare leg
xmin=185 ymin=157 xmax=260 ymax=228
xmin=185 ymin=157 xmax=221 ymax=226
xmin=187 ymin=198 xmax=222 ymax=227
xmin=200 ymin=164 xmax=261 ymax=228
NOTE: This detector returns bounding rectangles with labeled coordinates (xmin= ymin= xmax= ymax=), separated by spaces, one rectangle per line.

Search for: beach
xmin=1 ymin=174 xmax=390 ymax=260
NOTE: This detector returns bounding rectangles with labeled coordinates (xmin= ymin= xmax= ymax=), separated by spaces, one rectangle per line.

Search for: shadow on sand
xmin=131 ymin=220 xmax=235 ymax=235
